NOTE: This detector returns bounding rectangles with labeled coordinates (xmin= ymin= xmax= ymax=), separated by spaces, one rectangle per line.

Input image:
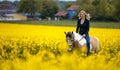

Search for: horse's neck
xmin=73 ymin=32 xmax=82 ymax=41
xmin=73 ymin=32 xmax=87 ymax=47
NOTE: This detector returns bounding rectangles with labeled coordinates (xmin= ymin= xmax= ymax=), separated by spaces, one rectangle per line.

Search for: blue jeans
xmin=85 ymin=35 xmax=90 ymax=55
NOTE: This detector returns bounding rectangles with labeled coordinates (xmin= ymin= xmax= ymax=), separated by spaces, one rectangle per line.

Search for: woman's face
xmin=80 ymin=12 xmax=85 ymax=19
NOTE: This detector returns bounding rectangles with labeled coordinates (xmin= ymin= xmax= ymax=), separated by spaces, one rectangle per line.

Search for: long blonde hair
xmin=78 ymin=10 xmax=91 ymax=20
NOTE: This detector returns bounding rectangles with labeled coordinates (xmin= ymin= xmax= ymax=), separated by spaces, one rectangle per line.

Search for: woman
xmin=76 ymin=10 xmax=90 ymax=56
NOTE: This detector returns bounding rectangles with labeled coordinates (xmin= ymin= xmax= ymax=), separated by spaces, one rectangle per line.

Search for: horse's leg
xmin=90 ymin=37 xmax=100 ymax=54
xmin=68 ymin=43 xmax=74 ymax=52
xmin=95 ymin=38 xmax=100 ymax=54
xmin=94 ymin=48 xmax=99 ymax=54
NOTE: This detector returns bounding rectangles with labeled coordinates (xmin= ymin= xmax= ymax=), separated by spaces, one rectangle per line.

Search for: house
xmin=13 ymin=13 xmax=27 ymax=20
xmin=67 ymin=5 xmax=79 ymax=19
xmin=54 ymin=11 xmax=67 ymax=20
xmin=0 ymin=13 xmax=27 ymax=21
xmin=55 ymin=5 xmax=79 ymax=20
xmin=0 ymin=3 xmax=27 ymax=21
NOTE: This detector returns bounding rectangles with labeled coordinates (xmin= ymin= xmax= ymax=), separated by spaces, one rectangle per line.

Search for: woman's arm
xmin=87 ymin=20 xmax=90 ymax=31
xmin=85 ymin=19 xmax=90 ymax=35
xmin=83 ymin=19 xmax=90 ymax=36
xmin=76 ymin=20 xmax=79 ymax=33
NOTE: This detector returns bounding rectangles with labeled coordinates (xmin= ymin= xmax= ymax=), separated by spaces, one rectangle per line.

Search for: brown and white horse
xmin=64 ymin=31 xmax=100 ymax=54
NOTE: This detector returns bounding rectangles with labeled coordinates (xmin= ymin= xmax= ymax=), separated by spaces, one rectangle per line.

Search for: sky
xmin=0 ymin=0 xmax=76 ymax=2
xmin=59 ymin=0 xmax=76 ymax=1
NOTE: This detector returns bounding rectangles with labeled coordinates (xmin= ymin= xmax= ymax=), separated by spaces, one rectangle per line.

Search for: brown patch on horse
xmin=73 ymin=36 xmax=99 ymax=53
xmin=74 ymin=40 xmax=86 ymax=50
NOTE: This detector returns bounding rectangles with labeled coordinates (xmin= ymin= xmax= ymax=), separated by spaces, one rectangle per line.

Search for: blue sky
xmin=0 ymin=0 xmax=76 ymax=2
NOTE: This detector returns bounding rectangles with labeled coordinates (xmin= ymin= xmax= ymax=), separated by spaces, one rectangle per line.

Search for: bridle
xmin=67 ymin=32 xmax=85 ymax=52
xmin=66 ymin=32 xmax=85 ymax=46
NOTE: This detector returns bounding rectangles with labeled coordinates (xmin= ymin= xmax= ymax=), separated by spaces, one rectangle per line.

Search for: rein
xmin=73 ymin=34 xmax=85 ymax=42
xmin=79 ymin=36 xmax=85 ymax=42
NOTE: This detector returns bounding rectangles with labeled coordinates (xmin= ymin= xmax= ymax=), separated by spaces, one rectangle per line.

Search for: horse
xmin=64 ymin=31 xmax=100 ymax=54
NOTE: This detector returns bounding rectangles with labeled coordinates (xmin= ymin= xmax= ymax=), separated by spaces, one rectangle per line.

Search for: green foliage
xmin=41 ymin=0 xmax=59 ymax=19
xmin=18 ymin=0 xmax=38 ymax=18
xmin=77 ymin=0 xmax=96 ymax=20
xmin=0 ymin=0 xmax=119 ymax=21
xmin=96 ymin=0 xmax=109 ymax=20
xmin=112 ymin=0 xmax=120 ymax=21
xmin=35 ymin=0 xmax=43 ymax=13
xmin=65 ymin=1 xmax=76 ymax=9
xmin=76 ymin=0 xmax=119 ymax=21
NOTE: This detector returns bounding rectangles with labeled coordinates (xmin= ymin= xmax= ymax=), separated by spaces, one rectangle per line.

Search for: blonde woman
xmin=76 ymin=10 xmax=91 ymax=56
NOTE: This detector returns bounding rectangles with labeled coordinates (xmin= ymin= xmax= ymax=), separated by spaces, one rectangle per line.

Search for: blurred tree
xmin=76 ymin=0 xmax=118 ymax=21
xmin=35 ymin=0 xmax=43 ymax=13
xmin=65 ymin=1 xmax=76 ymax=9
xmin=95 ymin=0 xmax=110 ymax=21
xmin=106 ymin=1 xmax=116 ymax=21
xmin=76 ymin=0 xmax=96 ymax=20
xmin=41 ymin=0 xmax=59 ymax=19
xmin=18 ymin=0 xmax=38 ymax=18
xmin=95 ymin=0 xmax=116 ymax=21
xmin=112 ymin=0 xmax=120 ymax=21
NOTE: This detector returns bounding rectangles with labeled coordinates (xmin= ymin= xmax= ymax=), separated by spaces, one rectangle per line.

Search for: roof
xmin=0 ymin=3 xmax=16 ymax=14
xmin=67 ymin=5 xmax=79 ymax=11
xmin=55 ymin=11 xmax=67 ymax=17
xmin=0 ymin=4 xmax=15 ymax=10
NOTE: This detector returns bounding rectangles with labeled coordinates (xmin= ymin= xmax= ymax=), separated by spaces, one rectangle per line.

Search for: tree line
xmin=1 ymin=0 xmax=119 ymax=21
xmin=75 ymin=0 xmax=120 ymax=21
xmin=18 ymin=0 xmax=59 ymax=19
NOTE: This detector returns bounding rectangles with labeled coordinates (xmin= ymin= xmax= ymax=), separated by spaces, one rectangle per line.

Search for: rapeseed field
xmin=0 ymin=23 xmax=120 ymax=70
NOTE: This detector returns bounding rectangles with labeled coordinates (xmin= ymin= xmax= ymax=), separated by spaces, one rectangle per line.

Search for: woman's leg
xmin=85 ymin=35 xmax=90 ymax=56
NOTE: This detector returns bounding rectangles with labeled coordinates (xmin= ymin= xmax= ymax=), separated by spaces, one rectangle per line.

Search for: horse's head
xmin=64 ymin=31 xmax=84 ymax=52
xmin=64 ymin=31 xmax=74 ymax=46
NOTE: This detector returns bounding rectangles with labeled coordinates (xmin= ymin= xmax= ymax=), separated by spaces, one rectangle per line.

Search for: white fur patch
xmin=73 ymin=32 xmax=92 ymax=51
xmin=73 ymin=32 xmax=86 ymax=46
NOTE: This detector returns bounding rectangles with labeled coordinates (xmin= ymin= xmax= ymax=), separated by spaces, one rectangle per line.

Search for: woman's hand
xmin=82 ymin=34 xmax=86 ymax=37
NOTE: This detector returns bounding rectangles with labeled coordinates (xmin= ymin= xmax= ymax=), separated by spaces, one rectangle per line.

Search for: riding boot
xmin=87 ymin=42 xmax=90 ymax=56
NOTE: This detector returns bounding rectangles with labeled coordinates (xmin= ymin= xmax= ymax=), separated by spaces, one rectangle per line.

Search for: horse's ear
xmin=64 ymin=32 xmax=67 ymax=35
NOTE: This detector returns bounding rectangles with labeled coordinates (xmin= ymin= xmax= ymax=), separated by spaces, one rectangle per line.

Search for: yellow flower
xmin=0 ymin=23 xmax=120 ymax=70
